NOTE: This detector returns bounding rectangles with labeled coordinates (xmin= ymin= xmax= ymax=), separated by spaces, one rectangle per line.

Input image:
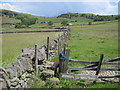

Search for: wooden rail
xmin=68 ymin=67 xmax=120 ymax=71
xmin=61 ymin=73 xmax=98 ymax=81
xmin=69 ymin=59 xmax=120 ymax=65
xmin=98 ymin=75 xmax=120 ymax=78
xmin=61 ymin=74 xmax=120 ymax=81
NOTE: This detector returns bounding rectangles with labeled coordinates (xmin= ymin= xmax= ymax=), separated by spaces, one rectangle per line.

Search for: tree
xmin=15 ymin=23 xmax=27 ymax=28
xmin=88 ymin=22 xmax=92 ymax=25
xmin=48 ymin=21 xmax=53 ymax=26
xmin=61 ymin=20 xmax=68 ymax=26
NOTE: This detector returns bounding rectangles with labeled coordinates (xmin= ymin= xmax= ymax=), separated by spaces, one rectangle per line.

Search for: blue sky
xmin=0 ymin=0 xmax=119 ymax=17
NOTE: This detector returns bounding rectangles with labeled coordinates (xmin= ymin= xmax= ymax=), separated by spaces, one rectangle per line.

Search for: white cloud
xmin=0 ymin=2 xmax=118 ymax=16
xmin=0 ymin=3 xmax=15 ymax=10
xmin=106 ymin=2 xmax=118 ymax=14
xmin=80 ymin=1 xmax=118 ymax=15
xmin=0 ymin=3 xmax=21 ymax=12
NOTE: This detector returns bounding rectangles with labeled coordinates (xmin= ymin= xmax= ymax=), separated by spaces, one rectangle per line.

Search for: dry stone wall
xmin=0 ymin=30 xmax=70 ymax=89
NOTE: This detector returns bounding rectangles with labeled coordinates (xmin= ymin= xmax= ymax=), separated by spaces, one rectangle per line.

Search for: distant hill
xmin=57 ymin=13 xmax=118 ymax=22
xmin=0 ymin=9 xmax=67 ymax=28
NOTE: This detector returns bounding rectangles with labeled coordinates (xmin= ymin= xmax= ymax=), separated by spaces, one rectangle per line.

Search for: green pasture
xmin=2 ymin=32 xmax=62 ymax=67
xmin=51 ymin=21 xmax=118 ymax=67
xmin=48 ymin=21 xmax=119 ymax=88
xmin=68 ymin=21 xmax=118 ymax=61
xmin=1 ymin=19 xmax=119 ymax=88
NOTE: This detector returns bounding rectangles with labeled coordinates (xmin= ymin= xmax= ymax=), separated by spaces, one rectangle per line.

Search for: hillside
xmin=2 ymin=16 xmax=21 ymax=25
xmin=1 ymin=9 xmax=68 ymax=29
xmin=0 ymin=9 xmax=118 ymax=30
xmin=57 ymin=13 xmax=118 ymax=22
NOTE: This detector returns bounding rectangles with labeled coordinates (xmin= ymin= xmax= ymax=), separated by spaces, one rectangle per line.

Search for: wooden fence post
xmin=93 ymin=54 xmax=104 ymax=84
xmin=35 ymin=45 xmax=38 ymax=76
xmin=59 ymin=49 xmax=70 ymax=74
xmin=59 ymin=52 xmax=65 ymax=73
xmin=47 ymin=37 xmax=49 ymax=60
xmin=58 ymin=35 xmax=60 ymax=56
xmin=58 ymin=34 xmax=61 ymax=47
xmin=64 ymin=49 xmax=70 ymax=72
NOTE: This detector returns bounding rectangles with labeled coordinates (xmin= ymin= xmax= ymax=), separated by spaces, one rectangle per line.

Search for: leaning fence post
xmin=35 ymin=45 xmax=38 ymax=76
xmin=63 ymin=44 xmax=66 ymax=55
xmin=47 ymin=37 xmax=49 ymax=60
xmin=93 ymin=54 xmax=104 ymax=84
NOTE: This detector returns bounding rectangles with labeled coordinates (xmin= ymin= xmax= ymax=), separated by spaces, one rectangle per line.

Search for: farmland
xmin=47 ymin=21 xmax=119 ymax=88
xmin=68 ymin=21 xmax=118 ymax=62
xmin=2 ymin=32 xmax=62 ymax=67
xmin=0 ymin=9 xmax=119 ymax=88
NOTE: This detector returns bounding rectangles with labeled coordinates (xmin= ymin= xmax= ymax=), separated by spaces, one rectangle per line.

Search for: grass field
xmin=68 ymin=21 xmax=118 ymax=61
xmin=1 ymin=32 xmax=62 ymax=67
xmin=1 ymin=19 xmax=119 ymax=88
xmin=51 ymin=21 xmax=118 ymax=67
xmin=47 ymin=21 xmax=119 ymax=88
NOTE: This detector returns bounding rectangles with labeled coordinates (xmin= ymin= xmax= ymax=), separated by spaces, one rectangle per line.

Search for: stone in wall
xmin=17 ymin=56 xmax=33 ymax=72
xmin=0 ymin=68 xmax=11 ymax=89
xmin=6 ymin=56 xmax=33 ymax=80
xmin=15 ymin=59 xmax=25 ymax=73
xmin=49 ymin=41 xmax=57 ymax=50
xmin=49 ymin=77 xmax=60 ymax=84
xmin=39 ymin=46 xmax=46 ymax=60
xmin=44 ymin=61 xmax=55 ymax=70
xmin=11 ymin=62 xmax=23 ymax=77
xmin=22 ymin=48 xmax=35 ymax=59
xmin=37 ymin=51 xmax=45 ymax=65
xmin=41 ymin=70 xmax=54 ymax=80
xmin=6 ymin=65 xmax=17 ymax=79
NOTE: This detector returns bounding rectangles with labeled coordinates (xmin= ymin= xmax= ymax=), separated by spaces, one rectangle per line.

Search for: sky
xmin=0 ymin=0 xmax=119 ymax=17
